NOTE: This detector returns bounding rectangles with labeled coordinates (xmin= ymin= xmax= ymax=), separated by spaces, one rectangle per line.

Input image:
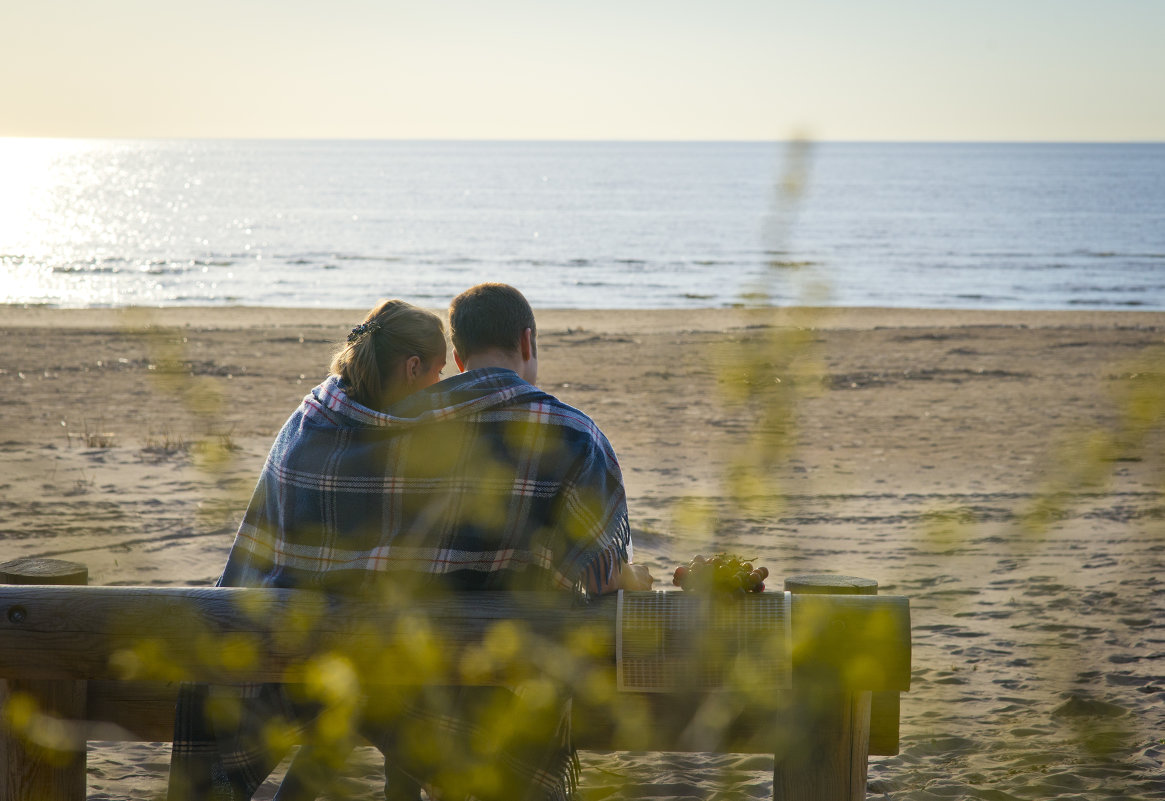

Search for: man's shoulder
xmin=446 ymin=370 xmax=605 ymax=432
xmin=497 ymin=392 xmax=607 ymax=437
xmin=406 ymin=369 xmax=614 ymax=454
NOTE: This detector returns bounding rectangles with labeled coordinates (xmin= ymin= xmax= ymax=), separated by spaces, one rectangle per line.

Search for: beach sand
xmin=1 ymin=305 xmax=1163 ymax=800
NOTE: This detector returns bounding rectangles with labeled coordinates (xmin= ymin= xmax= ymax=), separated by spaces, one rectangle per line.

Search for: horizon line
xmin=3 ymin=135 xmax=1164 ymax=146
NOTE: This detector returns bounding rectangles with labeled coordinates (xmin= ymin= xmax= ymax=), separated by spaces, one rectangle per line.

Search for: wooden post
xmin=0 ymin=558 xmax=89 ymax=801
xmin=784 ymin=574 xmax=900 ymax=755
xmin=774 ymin=575 xmax=877 ymax=801
xmin=784 ymin=575 xmax=877 ymax=596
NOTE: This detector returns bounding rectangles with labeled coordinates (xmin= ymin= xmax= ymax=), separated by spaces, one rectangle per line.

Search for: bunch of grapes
xmin=671 ymin=552 xmax=769 ymax=594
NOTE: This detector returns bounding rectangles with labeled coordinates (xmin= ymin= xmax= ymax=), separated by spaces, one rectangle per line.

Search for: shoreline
xmin=4 ymin=304 xmax=1164 ymax=332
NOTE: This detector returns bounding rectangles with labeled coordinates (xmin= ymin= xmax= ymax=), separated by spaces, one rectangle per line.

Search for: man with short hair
xmin=440 ymin=281 xmax=651 ymax=595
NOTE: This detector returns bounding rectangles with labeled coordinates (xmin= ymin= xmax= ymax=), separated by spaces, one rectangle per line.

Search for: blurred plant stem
xmin=118 ymin=307 xmax=248 ymax=528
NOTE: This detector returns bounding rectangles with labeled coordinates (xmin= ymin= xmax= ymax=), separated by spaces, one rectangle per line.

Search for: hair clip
xmin=347 ymin=321 xmax=380 ymax=343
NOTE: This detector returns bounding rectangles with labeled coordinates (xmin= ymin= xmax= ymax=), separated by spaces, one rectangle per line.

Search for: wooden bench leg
xmin=1 ymin=558 xmax=90 ymax=801
xmin=0 ymin=679 xmax=88 ymax=801
xmin=777 ymin=574 xmax=878 ymax=801
xmin=772 ymin=690 xmax=870 ymax=801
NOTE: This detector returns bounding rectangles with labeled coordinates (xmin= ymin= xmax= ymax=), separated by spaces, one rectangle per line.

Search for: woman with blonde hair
xmin=220 ymin=296 xmax=448 ymax=589
xmin=170 ymin=298 xmax=446 ymax=801
xmin=328 ymin=299 xmax=448 ymax=412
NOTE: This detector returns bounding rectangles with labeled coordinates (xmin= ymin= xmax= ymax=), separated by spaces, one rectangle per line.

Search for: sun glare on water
xmin=0 ymin=139 xmax=133 ymax=306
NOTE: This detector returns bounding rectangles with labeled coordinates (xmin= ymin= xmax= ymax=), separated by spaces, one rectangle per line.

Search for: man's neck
xmin=461 ymin=348 xmax=535 ymax=384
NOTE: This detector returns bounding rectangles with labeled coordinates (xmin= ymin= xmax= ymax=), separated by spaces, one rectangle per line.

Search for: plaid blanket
xmin=221 ymin=368 xmax=630 ymax=594
xmin=169 ymin=368 xmax=632 ymax=800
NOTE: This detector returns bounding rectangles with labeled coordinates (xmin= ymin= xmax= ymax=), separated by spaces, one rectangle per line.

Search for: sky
xmin=3 ymin=0 xmax=1163 ymax=141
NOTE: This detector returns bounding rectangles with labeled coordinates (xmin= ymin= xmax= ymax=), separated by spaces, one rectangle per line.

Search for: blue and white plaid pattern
xmin=220 ymin=368 xmax=630 ymax=594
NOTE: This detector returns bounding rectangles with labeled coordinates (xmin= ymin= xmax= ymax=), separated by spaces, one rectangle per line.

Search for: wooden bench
xmin=0 ymin=560 xmax=910 ymax=801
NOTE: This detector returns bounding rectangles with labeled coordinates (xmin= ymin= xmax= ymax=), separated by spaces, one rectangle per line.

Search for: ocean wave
xmin=1070 ymin=285 xmax=1163 ymax=294
xmin=1067 ymin=250 xmax=1165 ymax=259
xmin=51 ymin=264 xmax=119 ymax=275
xmin=1074 ymin=250 xmax=1165 ymax=260
xmin=275 ymin=253 xmax=409 ymax=266
xmin=768 ymin=259 xmax=820 ymax=269
xmin=1067 ymin=298 xmax=1150 ymax=307
xmin=962 ymin=251 xmax=1040 ymax=258
xmin=137 ymin=261 xmax=191 ymax=275
xmin=47 ymin=258 xmax=192 ymax=275
xmin=171 ymin=294 xmax=243 ymax=304
xmin=335 ymin=254 xmax=404 ymax=262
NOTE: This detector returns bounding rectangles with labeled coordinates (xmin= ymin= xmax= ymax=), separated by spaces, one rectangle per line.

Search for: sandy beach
xmin=1 ymin=304 xmax=1163 ymax=800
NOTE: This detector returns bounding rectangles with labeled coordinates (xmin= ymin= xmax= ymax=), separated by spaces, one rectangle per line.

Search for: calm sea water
xmin=1 ymin=139 xmax=1162 ymax=310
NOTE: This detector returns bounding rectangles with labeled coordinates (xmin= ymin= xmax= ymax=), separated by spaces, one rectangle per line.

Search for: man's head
xmin=449 ymin=283 xmax=538 ymax=384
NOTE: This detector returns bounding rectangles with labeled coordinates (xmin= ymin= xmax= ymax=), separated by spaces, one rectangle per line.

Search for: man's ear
xmin=453 ymin=349 xmax=467 ymax=372
xmin=519 ymin=328 xmax=533 ymax=361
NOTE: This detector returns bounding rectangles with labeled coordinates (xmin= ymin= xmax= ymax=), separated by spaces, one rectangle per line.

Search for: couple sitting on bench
xmin=168 ymin=283 xmax=654 ymax=801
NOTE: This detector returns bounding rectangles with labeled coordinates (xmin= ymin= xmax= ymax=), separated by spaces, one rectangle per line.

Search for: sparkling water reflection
xmin=1 ymin=139 xmax=1163 ymax=309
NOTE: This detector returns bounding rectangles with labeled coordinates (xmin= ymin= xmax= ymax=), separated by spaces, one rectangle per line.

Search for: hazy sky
xmin=4 ymin=0 xmax=1163 ymax=140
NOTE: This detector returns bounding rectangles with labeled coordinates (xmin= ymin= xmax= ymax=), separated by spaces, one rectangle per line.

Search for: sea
xmin=1 ymin=139 xmax=1162 ymax=311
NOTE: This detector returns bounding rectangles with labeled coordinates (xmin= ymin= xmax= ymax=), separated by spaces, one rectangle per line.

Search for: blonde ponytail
xmin=331 ymin=300 xmax=446 ymax=409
